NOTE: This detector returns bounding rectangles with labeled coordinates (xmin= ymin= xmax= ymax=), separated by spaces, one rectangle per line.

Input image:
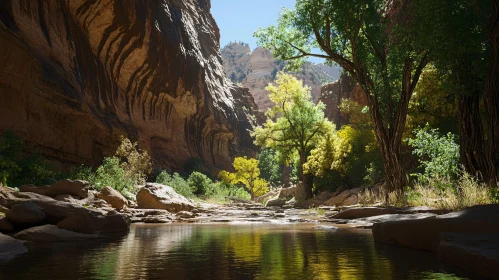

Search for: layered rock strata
xmin=0 ymin=0 xmax=258 ymax=172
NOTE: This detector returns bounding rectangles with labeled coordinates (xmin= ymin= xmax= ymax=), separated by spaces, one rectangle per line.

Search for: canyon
xmin=0 ymin=0 xmax=259 ymax=173
xmin=221 ymin=42 xmax=340 ymax=111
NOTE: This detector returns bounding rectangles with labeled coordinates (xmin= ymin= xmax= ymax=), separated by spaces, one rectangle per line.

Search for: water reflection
xmin=0 ymin=223 xmax=476 ymax=280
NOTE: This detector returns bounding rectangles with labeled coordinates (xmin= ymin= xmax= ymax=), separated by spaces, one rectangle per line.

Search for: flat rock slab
xmin=15 ymin=225 xmax=100 ymax=242
xmin=330 ymin=206 xmax=446 ymax=220
xmin=439 ymin=233 xmax=499 ymax=280
xmin=373 ymin=204 xmax=499 ymax=251
xmin=0 ymin=233 xmax=28 ymax=262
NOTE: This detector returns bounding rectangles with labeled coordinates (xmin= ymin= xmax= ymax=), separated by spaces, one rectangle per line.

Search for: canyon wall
xmin=319 ymin=74 xmax=367 ymax=127
xmin=221 ymin=42 xmax=340 ymax=111
xmin=0 ymin=0 xmax=259 ymax=172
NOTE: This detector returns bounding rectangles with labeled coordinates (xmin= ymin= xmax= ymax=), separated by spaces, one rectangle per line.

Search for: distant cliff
xmin=221 ymin=42 xmax=340 ymax=111
xmin=319 ymin=74 xmax=367 ymax=127
xmin=0 ymin=0 xmax=259 ymax=172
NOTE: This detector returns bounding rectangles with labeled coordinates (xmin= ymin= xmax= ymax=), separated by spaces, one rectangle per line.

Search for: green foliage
xmin=187 ymin=172 xmax=214 ymax=196
xmin=15 ymin=153 xmax=57 ymax=187
xmin=115 ymin=136 xmax=152 ymax=186
xmin=0 ymin=131 xmax=59 ymax=187
xmin=257 ymin=149 xmax=283 ymax=186
xmin=0 ymin=131 xmax=22 ymax=186
xmin=407 ymin=124 xmax=460 ymax=184
xmin=219 ymin=156 xmax=268 ymax=199
xmin=93 ymin=157 xmax=134 ymax=193
xmin=251 ymin=74 xmax=335 ymax=195
xmin=156 ymin=171 xmax=194 ymax=198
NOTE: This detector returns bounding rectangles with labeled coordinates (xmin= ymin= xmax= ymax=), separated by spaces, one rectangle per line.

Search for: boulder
xmin=14 ymin=225 xmax=100 ymax=242
xmin=57 ymin=210 xmax=130 ymax=235
xmin=255 ymin=190 xmax=278 ymax=203
xmin=0 ymin=233 xmax=28 ymax=262
xmin=324 ymin=187 xmax=364 ymax=206
xmin=342 ymin=194 xmax=358 ymax=206
xmin=176 ymin=211 xmax=196 ymax=219
xmin=54 ymin=194 xmax=81 ymax=204
xmin=0 ymin=216 xmax=14 ymax=232
xmin=266 ymin=199 xmax=286 ymax=207
xmin=278 ymin=186 xmax=296 ymax=199
xmin=6 ymin=201 xmax=46 ymax=225
xmin=0 ymin=205 xmax=10 ymax=214
xmin=19 ymin=180 xmax=89 ymax=198
xmin=96 ymin=186 xmax=127 ymax=210
xmin=1 ymin=189 xmax=129 ymax=235
xmin=438 ymin=233 xmax=499 ymax=280
xmin=136 ymin=183 xmax=194 ymax=213
xmin=373 ymin=204 xmax=499 ymax=251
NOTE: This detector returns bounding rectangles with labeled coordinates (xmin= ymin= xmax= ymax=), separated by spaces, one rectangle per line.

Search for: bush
xmin=115 ymin=136 xmax=152 ymax=185
xmin=156 ymin=171 xmax=194 ymax=198
xmin=0 ymin=131 xmax=22 ymax=186
xmin=204 ymin=181 xmax=251 ymax=203
xmin=407 ymin=124 xmax=459 ymax=184
xmin=94 ymin=157 xmax=134 ymax=194
xmin=187 ymin=172 xmax=214 ymax=195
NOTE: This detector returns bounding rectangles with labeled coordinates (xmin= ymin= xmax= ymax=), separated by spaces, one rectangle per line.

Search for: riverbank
xmin=1 ymin=180 xmax=498 ymax=279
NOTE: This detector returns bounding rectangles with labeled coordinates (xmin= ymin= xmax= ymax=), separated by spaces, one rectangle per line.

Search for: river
xmin=0 ymin=223 xmax=478 ymax=279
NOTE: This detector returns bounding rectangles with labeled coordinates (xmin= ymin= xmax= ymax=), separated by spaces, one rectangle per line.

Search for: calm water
xmin=0 ymin=223 xmax=480 ymax=280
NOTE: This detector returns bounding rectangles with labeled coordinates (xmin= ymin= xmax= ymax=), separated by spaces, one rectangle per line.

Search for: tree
xmin=257 ymin=149 xmax=283 ymax=186
xmin=115 ymin=136 xmax=152 ymax=185
xmin=254 ymin=0 xmax=429 ymax=193
xmin=251 ymin=73 xmax=334 ymax=198
xmin=219 ymin=156 xmax=269 ymax=200
xmin=413 ymin=0 xmax=498 ymax=187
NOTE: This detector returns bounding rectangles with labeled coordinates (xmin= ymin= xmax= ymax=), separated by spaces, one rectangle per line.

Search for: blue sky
xmin=211 ymin=0 xmax=326 ymax=64
xmin=211 ymin=0 xmax=295 ymax=50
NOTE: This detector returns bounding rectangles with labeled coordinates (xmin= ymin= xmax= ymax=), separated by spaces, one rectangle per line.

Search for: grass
xmin=358 ymin=172 xmax=497 ymax=210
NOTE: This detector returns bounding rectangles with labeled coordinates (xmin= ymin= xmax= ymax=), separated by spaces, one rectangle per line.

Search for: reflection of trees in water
xmin=0 ymin=225 xmax=469 ymax=280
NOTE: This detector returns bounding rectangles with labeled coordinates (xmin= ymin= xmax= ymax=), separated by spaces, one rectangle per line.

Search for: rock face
xmin=0 ymin=233 xmax=28 ymax=263
xmin=136 ymin=183 xmax=194 ymax=213
xmin=0 ymin=0 xmax=259 ymax=173
xmin=14 ymin=225 xmax=100 ymax=242
xmin=97 ymin=186 xmax=127 ymax=210
xmin=319 ymin=73 xmax=368 ymax=127
xmin=221 ymin=42 xmax=340 ymax=111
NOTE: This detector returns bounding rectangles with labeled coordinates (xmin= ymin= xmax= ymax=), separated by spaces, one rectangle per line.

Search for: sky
xmin=211 ymin=0 xmax=296 ymax=50
xmin=211 ymin=0 xmax=327 ymax=64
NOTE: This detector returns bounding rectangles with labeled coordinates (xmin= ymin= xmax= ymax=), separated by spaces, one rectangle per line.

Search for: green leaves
xmin=407 ymin=124 xmax=460 ymax=184
xmin=219 ymin=156 xmax=269 ymax=198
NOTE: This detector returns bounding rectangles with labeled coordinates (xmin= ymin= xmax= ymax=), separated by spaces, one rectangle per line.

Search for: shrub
xmin=156 ymin=171 xmax=193 ymax=198
xmin=115 ymin=136 xmax=152 ymax=185
xmin=406 ymin=172 xmax=494 ymax=210
xmin=407 ymin=124 xmax=459 ymax=184
xmin=0 ymin=131 xmax=22 ymax=186
xmin=15 ymin=153 xmax=57 ymax=187
xmin=187 ymin=172 xmax=214 ymax=195
xmin=204 ymin=181 xmax=251 ymax=203
xmin=93 ymin=157 xmax=134 ymax=195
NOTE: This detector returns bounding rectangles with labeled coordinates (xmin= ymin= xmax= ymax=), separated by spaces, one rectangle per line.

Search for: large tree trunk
xmin=484 ymin=0 xmax=499 ymax=187
xmin=298 ymin=152 xmax=313 ymax=199
xmin=458 ymin=93 xmax=489 ymax=180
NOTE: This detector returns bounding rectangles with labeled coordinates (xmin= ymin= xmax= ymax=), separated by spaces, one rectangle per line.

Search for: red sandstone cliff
xmin=221 ymin=42 xmax=341 ymax=111
xmin=0 ymin=0 xmax=259 ymax=172
xmin=319 ymin=74 xmax=367 ymax=127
